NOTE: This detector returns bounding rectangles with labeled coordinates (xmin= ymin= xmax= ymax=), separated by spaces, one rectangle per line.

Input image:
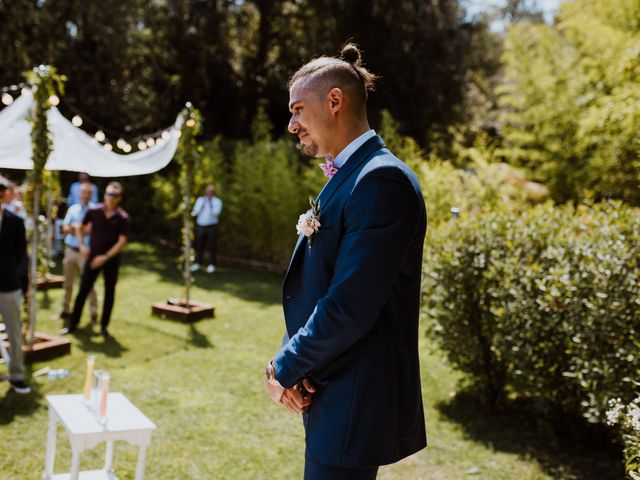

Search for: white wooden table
xmin=43 ymin=393 xmax=156 ymax=480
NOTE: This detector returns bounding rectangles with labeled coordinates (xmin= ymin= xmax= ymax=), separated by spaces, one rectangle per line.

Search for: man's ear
xmin=328 ymin=88 xmax=343 ymax=114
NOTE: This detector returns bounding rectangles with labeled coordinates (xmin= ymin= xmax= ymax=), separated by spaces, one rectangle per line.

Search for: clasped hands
xmin=265 ymin=361 xmax=316 ymax=414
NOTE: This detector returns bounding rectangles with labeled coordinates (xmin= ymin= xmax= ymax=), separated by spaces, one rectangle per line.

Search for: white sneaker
xmin=10 ymin=380 xmax=32 ymax=394
xmin=206 ymin=264 xmax=215 ymax=273
xmin=190 ymin=263 xmax=200 ymax=272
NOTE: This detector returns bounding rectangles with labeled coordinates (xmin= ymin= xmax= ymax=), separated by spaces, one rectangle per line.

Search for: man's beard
xmin=301 ymin=140 xmax=319 ymax=158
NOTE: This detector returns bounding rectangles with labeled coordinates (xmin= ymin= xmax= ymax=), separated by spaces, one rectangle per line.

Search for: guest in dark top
xmin=0 ymin=181 xmax=31 ymax=393
xmin=61 ymin=181 xmax=129 ymax=338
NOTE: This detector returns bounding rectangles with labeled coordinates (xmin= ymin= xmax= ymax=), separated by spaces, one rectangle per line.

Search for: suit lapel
xmin=283 ymin=135 xmax=385 ymax=284
xmin=286 ymin=233 xmax=305 ymax=275
xmin=316 ymin=136 xmax=385 ymax=212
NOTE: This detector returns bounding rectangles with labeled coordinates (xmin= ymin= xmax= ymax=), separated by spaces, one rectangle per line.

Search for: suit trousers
xmin=0 ymin=290 xmax=25 ymax=381
xmin=195 ymin=224 xmax=218 ymax=265
xmin=70 ymin=257 xmax=120 ymax=330
xmin=304 ymin=448 xmax=378 ymax=480
xmin=62 ymin=246 xmax=97 ymax=316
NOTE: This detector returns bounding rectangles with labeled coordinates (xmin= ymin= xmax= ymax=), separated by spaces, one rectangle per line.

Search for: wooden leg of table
xmin=135 ymin=445 xmax=148 ymax=480
xmin=69 ymin=447 xmax=81 ymax=480
xmin=104 ymin=441 xmax=115 ymax=471
xmin=43 ymin=409 xmax=57 ymax=479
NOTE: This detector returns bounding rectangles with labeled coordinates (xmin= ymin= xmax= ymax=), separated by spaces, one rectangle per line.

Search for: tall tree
xmin=499 ymin=0 xmax=640 ymax=204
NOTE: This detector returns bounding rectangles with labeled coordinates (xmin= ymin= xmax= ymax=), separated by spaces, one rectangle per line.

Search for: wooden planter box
xmin=2 ymin=331 xmax=71 ymax=363
xmin=151 ymin=298 xmax=214 ymax=323
xmin=36 ymin=274 xmax=65 ymax=291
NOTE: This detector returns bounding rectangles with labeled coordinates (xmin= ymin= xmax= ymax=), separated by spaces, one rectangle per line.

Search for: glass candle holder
xmin=98 ymin=372 xmax=110 ymax=424
xmin=90 ymin=370 xmax=104 ymax=413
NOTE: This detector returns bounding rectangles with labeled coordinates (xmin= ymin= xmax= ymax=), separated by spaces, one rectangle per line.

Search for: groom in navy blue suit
xmin=264 ymin=43 xmax=427 ymax=479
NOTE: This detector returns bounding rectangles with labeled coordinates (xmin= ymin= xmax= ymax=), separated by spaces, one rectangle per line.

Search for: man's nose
xmin=288 ymin=117 xmax=299 ymax=134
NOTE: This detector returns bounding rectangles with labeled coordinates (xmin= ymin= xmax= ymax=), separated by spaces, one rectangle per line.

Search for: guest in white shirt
xmin=190 ymin=184 xmax=223 ymax=273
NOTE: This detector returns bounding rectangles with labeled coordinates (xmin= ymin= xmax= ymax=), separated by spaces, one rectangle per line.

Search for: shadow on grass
xmin=437 ymin=390 xmax=624 ymax=480
xmin=73 ymin=326 xmax=128 ymax=358
xmin=122 ymin=242 xmax=282 ymax=306
xmin=38 ymin=289 xmax=54 ymax=310
xmin=188 ymin=323 xmax=213 ymax=349
xmin=0 ymin=365 xmax=43 ymax=425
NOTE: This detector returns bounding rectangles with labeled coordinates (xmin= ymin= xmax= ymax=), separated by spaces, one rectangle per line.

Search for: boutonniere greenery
xmin=296 ymin=195 xmax=321 ymax=247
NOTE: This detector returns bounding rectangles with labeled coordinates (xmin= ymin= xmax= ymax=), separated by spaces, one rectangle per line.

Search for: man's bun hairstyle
xmin=288 ymin=41 xmax=379 ymax=110
xmin=340 ymin=43 xmax=361 ymax=65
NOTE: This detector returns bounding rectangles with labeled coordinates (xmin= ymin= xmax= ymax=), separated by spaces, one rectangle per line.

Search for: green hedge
xmin=424 ymin=201 xmax=640 ymax=423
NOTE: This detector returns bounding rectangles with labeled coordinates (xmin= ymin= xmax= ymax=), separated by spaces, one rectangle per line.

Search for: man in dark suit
xmin=0 ymin=181 xmax=31 ymax=394
xmin=264 ymin=44 xmax=427 ymax=479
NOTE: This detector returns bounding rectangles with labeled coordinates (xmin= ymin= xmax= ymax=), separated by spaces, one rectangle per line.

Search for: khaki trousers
xmin=63 ymin=246 xmax=97 ymax=316
xmin=0 ymin=289 xmax=25 ymax=381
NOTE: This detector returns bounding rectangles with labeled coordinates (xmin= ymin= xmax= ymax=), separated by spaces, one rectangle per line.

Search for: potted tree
xmin=20 ymin=65 xmax=70 ymax=361
xmin=152 ymin=105 xmax=214 ymax=322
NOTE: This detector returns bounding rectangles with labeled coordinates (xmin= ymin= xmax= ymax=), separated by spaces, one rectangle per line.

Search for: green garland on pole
xmin=43 ymin=169 xmax=61 ymax=277
xmin=177 ymin=104 xmax=202 ymax=307
xmin=24 ymin=65 xmax=65 ymax=346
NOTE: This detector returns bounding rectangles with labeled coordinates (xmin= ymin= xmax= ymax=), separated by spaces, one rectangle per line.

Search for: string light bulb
xmin=137 ymin=141 xmax=147 ymax=150
xmin=95 ymin=130 xmax=106 ymax=142
xmin=186 ymin=118 xmax=196 ymax=128
xmin=123 ymin=143 xmax=132 ymax=153
xmin=161 ymin=131 xmax=170 ymax=140
xmin=116 ymin=138 xmax=126 ymax=149
xmin=21 ymin=87 xmax=30 ymax=96
xmin=103 ymin=143 xmax=113 ymax=151
xmin=48 ymin=95 xmax=60 ymax=106
xmin=72 ymin=115 xmax=83 ymax=127
xmin=146 ymin=137 xmax=155 ymax=147
xmin=1 ymin=93 xmax=13 ymax=106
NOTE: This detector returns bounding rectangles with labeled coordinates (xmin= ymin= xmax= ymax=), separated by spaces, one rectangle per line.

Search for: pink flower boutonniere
xmin=296 ymin=195 xmax=321 ymax=247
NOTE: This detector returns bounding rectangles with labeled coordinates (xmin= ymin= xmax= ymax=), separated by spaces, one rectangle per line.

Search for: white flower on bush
xmin=606 ymin=398 xmax=625 ymax=425
xmin=606 ymin=396 xmax=640 ymax=479
xmin=630 ymin=399 xmax=640 ymax=432
xmin=606 ymin=397 xmax=640 ymax=432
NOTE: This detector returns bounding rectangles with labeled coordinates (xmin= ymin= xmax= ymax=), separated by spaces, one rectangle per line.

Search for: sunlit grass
xmin=0 ymin=243 xmax=620 ymax=479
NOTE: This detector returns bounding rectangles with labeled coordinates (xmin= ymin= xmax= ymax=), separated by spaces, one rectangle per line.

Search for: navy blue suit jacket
xmin=274 ymin=135 xmax=427 ymax=468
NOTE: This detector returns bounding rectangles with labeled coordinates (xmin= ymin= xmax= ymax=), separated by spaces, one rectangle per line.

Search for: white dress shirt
xmin=192 ymin=196 xmax=223 ymax=226
xmin=331 ymin=129 xmax=377 ymax=169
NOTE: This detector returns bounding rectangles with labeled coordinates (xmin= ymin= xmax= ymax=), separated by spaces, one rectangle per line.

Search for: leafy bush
xmin=380 ymin=109 xmax=541 ymax=227
xmin=424 ymin=201 xmax=640 ymax=422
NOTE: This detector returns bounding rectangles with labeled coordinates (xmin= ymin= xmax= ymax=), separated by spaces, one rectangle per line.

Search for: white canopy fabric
xmin=0 ymin=90 xmax=183 ymax=176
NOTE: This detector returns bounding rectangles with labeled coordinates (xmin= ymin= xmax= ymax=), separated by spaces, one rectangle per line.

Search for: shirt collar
xmin=331 ymin=129 xmax=376 ymax=169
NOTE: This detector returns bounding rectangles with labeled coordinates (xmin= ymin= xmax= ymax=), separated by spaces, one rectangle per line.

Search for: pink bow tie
xmin=319 ymin=157 xmax=339 ymax=179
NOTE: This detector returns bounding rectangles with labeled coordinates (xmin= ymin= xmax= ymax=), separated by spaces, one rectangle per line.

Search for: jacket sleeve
xmin=273 ymin=167 xmax=421 ymax=387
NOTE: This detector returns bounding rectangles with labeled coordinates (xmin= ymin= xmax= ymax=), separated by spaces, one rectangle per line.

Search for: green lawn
xmin=0 ymin=243 xmax=621 ymax=479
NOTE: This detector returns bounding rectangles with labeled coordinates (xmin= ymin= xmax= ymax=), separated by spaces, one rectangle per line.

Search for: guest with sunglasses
xmin=61 ymin=181 xmax=129 ymax=339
